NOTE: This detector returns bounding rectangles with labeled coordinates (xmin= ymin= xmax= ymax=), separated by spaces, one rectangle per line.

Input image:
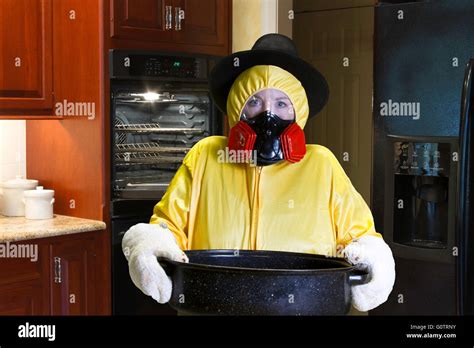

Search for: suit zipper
xmin=250 ymin=166 xmax=262 ymax=250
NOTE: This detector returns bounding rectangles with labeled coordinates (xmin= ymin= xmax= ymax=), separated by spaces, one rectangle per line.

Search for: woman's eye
xmin=248 ymin=99 xmax=260 ymax=107
xmin=277 ymin=101 xmax=288 ymax=108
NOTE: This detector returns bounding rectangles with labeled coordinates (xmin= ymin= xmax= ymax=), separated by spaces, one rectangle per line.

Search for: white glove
xmin=343 ymin=235 xmax=396 ymax=312
xmin=122 ymin=222 xmax=188 ymax=304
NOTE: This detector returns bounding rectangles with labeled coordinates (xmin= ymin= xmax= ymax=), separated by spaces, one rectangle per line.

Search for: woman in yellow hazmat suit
xmin=122 ymin=34 xmax=395 ymax=313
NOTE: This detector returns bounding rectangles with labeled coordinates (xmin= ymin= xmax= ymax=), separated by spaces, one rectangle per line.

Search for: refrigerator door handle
xmin=456 ymin=59 xmax=474 ymax=315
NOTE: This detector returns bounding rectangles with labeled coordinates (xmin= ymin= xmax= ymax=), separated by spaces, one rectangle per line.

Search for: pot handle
xmin=349 ymin=270 xmax=371 ymax=285
xmin=50 ymin=198 xmax=55 ymax=205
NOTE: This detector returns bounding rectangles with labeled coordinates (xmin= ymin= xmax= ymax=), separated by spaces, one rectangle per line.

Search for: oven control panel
xmin=134 ymin=55 xmax=199 ymax=78
xmin=110 ymin=50 xmax=213 ymax=80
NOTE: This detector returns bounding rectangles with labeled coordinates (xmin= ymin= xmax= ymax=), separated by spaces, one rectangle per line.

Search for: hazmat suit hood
xmin=226 ymin=65 xmax=310 ymax=130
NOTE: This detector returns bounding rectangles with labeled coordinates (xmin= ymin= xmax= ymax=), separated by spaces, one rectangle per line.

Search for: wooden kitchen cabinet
xmin=172 ymin=0 xmax=228 ymax=47
xmin=1 ymin=0 xmax=231 ymax=118
xmin=0 ymin=0 xmax=104 ymax=119
xmin=0 ymin=0 xmax=53 ymax=114
xmin=110 ymin=0 xmax=174 ymax=43
xmin=0 ymin=242 xmax=50 ymax=315
xmin=0 ymin=230 xmax=110 ymax=316
xmin=108 ymin=0 xmax=231 ymax=56
xmin=49 ymin=234 xmax=99 ymax=315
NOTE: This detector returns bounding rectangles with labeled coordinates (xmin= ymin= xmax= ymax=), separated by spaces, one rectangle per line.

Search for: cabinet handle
xmin=165 ymin=6 xmax=173 ymax=30
xmin=54 ymin=257 xmax=62 ymax=284
xmin=175 ymin=7 xmax=183 ymax=31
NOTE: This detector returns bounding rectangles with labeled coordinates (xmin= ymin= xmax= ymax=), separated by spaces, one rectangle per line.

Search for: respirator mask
xmin=228 ymin=90 xmax=307 ymax=166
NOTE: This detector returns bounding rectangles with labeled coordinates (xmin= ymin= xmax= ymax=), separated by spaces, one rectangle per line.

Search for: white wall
xmin=0 ymin=120 xmax=26 ymax=182
xmin=261 ymin=0 xmax=278 ymax=36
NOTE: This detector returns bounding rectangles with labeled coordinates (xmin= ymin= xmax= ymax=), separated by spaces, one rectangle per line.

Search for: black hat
xmin=209 ymin=33 xmax=329 ymax=118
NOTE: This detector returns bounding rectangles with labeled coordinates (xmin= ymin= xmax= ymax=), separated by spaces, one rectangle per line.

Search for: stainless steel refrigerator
xmin=372 ymin=0 xmax=474 ymax=315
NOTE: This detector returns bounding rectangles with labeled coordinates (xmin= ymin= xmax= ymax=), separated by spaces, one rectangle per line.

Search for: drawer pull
xmin=175 ymin=7 xmax=183 ymax=31
xmin=54 ymin=257 xmax=62 ymax=284
xmin=165 ymin=6 xmax=173 ymax=30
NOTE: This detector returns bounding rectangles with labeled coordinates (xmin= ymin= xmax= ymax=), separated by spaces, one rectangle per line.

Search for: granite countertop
xmin=0 ymin=214 xmax=106 ymax=243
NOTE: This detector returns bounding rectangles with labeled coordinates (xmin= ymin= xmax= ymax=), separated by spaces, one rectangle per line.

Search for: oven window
xmin=112 ymin=88 xmax=211 ymax=200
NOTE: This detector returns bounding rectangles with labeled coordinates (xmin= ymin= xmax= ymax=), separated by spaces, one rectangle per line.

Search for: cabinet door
xmin=0 ymin=241 xmax=50 ymax=315
xmin=173 ymin=0 xmax=228 ymax=47
xmin=110 ymin=0 xmax=174 ymax=42
xmin=0 ymin=280 xmax=47 ymax=315
xmin=0 ymin=0 xmax=53 ymax=112
xmin=50 ymin=235 xmax=97 ymax=315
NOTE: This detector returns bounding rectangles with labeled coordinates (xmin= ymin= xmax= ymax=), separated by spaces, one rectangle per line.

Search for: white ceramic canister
xmin=0 ymin=176 xmax=39 ymax=216
xmin=23 ymin=186 xmax=55 ymax=220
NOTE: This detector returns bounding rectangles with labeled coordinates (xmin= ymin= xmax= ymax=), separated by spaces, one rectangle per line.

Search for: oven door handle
xmin=126 ymin=183 xmax=170 ymax=188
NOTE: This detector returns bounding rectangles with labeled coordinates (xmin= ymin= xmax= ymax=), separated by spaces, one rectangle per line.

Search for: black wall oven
xmin=109 ymin=50 xmax=223 ymax=315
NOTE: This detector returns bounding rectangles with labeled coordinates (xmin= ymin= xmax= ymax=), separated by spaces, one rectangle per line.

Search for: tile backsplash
xmin=0 ymin=120 xmax=26 ymax=182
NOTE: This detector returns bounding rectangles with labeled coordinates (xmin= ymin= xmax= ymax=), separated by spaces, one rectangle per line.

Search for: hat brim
xmin=209 ymin=49 xmax=329 ymax=118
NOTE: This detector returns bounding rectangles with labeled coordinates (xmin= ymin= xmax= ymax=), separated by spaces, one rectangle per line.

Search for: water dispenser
xmin=392 ymin=141 xmax=451 ymax=249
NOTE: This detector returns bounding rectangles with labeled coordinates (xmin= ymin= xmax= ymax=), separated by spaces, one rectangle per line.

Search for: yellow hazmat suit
xmin=150 ymin=65 xmax=381 ymax=257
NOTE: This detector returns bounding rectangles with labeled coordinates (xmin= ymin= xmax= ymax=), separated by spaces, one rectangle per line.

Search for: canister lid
xmin=1 ymin=175 xmax=39 ymax=189
xmin=23 ymin=186 xmax=54 ymax=198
